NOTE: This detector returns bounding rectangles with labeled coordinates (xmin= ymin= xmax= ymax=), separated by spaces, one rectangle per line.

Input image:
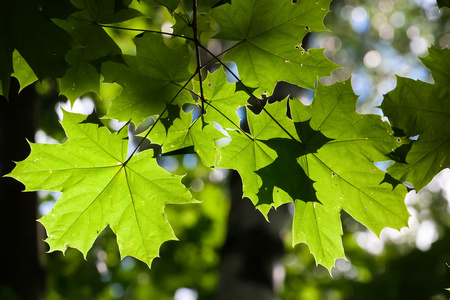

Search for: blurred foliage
xmin=313 ymin=0 xmax=450 ymax=112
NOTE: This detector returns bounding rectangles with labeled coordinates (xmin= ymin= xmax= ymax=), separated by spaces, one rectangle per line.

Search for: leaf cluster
xmin=3 ymin=0 xmax=446 ymax=271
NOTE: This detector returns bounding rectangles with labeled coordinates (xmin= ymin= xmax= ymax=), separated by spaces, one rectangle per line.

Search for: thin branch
xmin=123 ymin=72 xmax=198 ymax=166
xmin=96 ymin=23 xmax=195 ymax=42
xmin=196 ymin=43 xmax=300 ymax=142
xmin=185 ymin=87 xmax=254 ymax=140
xmin=192 ymin=0 xmax=206 ymax=115
xmin=200 ymin=40 xmax=245 ymax=69
xmin=98 ymin=3 xmax=299 ymax=151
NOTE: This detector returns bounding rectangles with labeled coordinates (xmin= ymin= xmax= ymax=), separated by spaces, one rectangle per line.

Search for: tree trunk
xmin=216 ymin=171 xmax=289 ymax=300
xmin=0 ymin=78 xmax=44 ymax=300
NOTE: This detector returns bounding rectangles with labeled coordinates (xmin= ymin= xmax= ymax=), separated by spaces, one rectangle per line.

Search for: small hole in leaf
xmin=305 ymin=26 xmax=310 ymax=30
xmin=397 ymin=138 xmax=401 ymax=143
xmin=292 ymin=0 xmax=297 ymax=3
xmin=295 ymin=45 xmax=300 ymax=49
xmin=208 ymin=82 xmax=212 ymax=87
xmin=331 ymin=171 xmax=336 ymax=177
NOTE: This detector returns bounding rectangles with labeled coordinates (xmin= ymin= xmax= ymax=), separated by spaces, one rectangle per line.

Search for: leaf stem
xmin=96 ymin=23 xmax=195 ymax=42
xmin=153 ymin=0 xmax=191 ymax=26
xmin=192 ymin=0 xmax=206 ymax=115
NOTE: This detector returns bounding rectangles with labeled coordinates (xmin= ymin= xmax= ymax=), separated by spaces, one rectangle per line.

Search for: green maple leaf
xmin=172 ymin=13 xmax=215 ymax=39
xmin=288 ymin=81 xmax=409 ymax=268
xmin=217 ymin=100 xmax=301 ymax=216
xmin=148 ymin=106 xmax=225 ymax=166
xmin=420 ymin=46 xmax=450 ymax=88
xmin=102 ymin=33 xmax=193 ymax=125
xmin=55 ymin=0 xmax=142 ymax=102
xmin=210 ymin=0 xmax=339 ymax=95
xmin=382 ymin=47 xmax=450 ymax=191
xmin=12 ymin=50 xmax=38 ymax=92
xmin=7 ymin=111 xmax=196 ymax=266
xmin=220 ymin=80 xmax=409 ymax=269
xmin=194 ymin=67 xmax=249 ymax=129
xmin=0 ymin=0 xmax=73 ymax=97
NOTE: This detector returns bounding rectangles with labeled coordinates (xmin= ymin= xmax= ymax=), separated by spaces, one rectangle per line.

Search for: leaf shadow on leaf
xmin=255 ymin=120 xmax=333 ymax=207
xmin=160 ymin=104 xmax=182 ymax=131
xmin=386 ymin=142 xmax=413 ymax=164
xmin=380 ymin=173 xmax=404 ymax=190
xmin=80 ymin=111 xmax=106 ymax=128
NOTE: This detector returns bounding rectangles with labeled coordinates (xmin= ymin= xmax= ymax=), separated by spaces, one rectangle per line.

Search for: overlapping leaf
xmin=12 ymin=50 xmax=38 ymax=92
xmin=54 ymin=0 xmax=142 ymax=102
xmin=102 ymin=33 xmax=193 ymax=125
xmin=8 ymin=111 xmax=196 ymax=267
xmin=148 ymin=106 xmax=225 ymax=166
xmin=289 ymin=81 xmax=409 ymax=268
xmin=0 ymin=0 xmax=73 ymax=98
xmin=381 ymin=46 xmax=450 ymax=191
xmin=210 ymin=0 xmax=339 ymax=95
xmin=219 ymin=80 xmax=409 ymax=269
xmin=4 ymin=0 xmax=415 ymax=273
xmin=217 ymin=100 xmax=298 ymax=216
xmin=193 ymin=67 xmax=249 ymax=129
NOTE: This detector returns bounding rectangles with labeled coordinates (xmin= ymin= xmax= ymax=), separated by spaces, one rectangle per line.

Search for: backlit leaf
xmin=210 ymin=0 xmax=339 ymax=95
xmin=382 ymin=47 xmax=450 ymax=190
xmin=8 ymin=111 xmax=196 ymax=267
xmin=219 ymin=80 xmax=409 ymax=269
xmin=55 ymin=0 xmax=140 ymax=101
xmin=102 ymin=34 xmax=193 ymax=125
xmin=194 ymin=67 xmax=249 ymax=129
xmin=148 ymin=106 xmax=225 ymax=166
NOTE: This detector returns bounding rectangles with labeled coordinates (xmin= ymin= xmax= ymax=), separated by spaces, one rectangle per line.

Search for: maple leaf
xmin=210 ymin=0 xmax=339 ymax=95
xmin=219 ymin=79 xmax=409 ymax=269
xmin=382 ymin=46 xmax=450 ymax=191
xmin=0 ymin=0 xmax=73 ymax=97
xmin=288 ymin=80 xmax=409 ymax=268
xmin=55 ymin=0 xmax=142 ymax=102
xmin=420 ymin=45 xmax=450 ymax=86
xmin=102 ymin=33 xmax=194 ymax=125
xmin=217 ymin=100 xmax=298 ymax=216
xmin=193 ymin=67 xmax=249 ymax=129
xmin=12 ymin=50 xmax=38 ymax=92
xmin=4 ymin=0 xmax=419 ymax=274
xmin=7 ymin=111 xmax=196 ymax=267
xmin=148 ymin=105 xmax=225 ymax=167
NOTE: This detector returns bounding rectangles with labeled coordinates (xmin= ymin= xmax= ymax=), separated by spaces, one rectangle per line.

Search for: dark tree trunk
xmin=0 ymin=78 xmax=44 ymax=300
xmin=216 ymin=171 xmax=289 ymax=300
